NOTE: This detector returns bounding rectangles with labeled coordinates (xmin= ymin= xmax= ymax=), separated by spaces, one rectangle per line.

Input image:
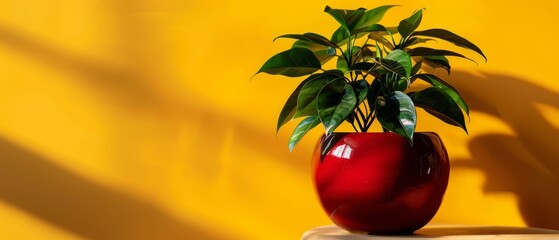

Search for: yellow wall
xmin=0 ymin=0 xmax=558 ymax=239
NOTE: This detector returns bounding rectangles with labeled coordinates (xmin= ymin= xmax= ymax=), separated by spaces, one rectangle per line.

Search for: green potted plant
xmin=255 ymin=5 xmax=485 ymax=234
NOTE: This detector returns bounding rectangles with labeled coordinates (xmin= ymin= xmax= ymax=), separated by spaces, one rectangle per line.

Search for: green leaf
xmin=293 ymin=40 xmax=336 ymax=64
xmin=294 ymin=71 xmax=344 ymax=118
xmin=409 ymin=87 xmax=467 ymax=133
xmin=350 ymin=80 xmax=369 ymax=104
xmin=411 ymin=28 xmax=487 ymax=61
xmin=375 ymin=43 xmax=382 ymax=58
xmin=335 ymin=24 xmax=388 ymax=44
xmin=288 ymin=115 xmax=321 ymax=152
xmin=349 ymin=62 xmax=376 ymax=72
xmin=400 ymin=37 xmax=434 ymax=49
xmin=368 ymin=32 xmax=394 ymax=50
xmin=367 ymin=80 xmax=382 ymax=111
xmin=408 ymin=47 xmax=477 ymax=64
xmin=376 ymin=91 xmax=416 ymax=143
xmin=277 ymin=74 xmax=317 ymax=132
xmin=336 ymin=56 xmax=348 ymax=73
xmin=276 ymin=32 xmax=339 ymax=48
xmin=398 ymin=9 xmax=423 ymax=39
xmin=355 ymin=24 xmax=388 ymax=33
xmin=317 ymin=81 xmax=357 ymax=134
xmin=384 ymin=26 xmax=399 ymax=35
xmin=412 ymin=74 xmax=469 ymax=115
xmin=337 ymin=46 xmax=363 ymax=72
xmin=324 ymin=6 xmax=366 ymax=32
xmin=419 ymin=55 xmax=451 ymax=73
xmin=354 ymin=5 xmax=397 ymax=31
xmin=384 ymin=49 xmax=412 ymax=78
xmin=345 ymin=112 xmax=355 ymax=124
xmin=257 ymin=48 xmax=321 ymax=77
xmin=394 ymin=75 xmax=409 ymax=92
xmin=411 ymin=61 xmax=422 ymax=75
xmin=331 ymin=26 xmax=349 ymax=44
xmin=361 ymin=46 xmax=375 ymax=61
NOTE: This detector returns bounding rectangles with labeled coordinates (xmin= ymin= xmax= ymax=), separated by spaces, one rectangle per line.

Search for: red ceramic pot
xmin=312 ymin=132 xmax=449 ymax=234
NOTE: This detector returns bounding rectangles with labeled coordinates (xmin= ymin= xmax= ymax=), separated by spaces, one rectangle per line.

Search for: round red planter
xmin=312 ymin=132 xmax=450 ymax=234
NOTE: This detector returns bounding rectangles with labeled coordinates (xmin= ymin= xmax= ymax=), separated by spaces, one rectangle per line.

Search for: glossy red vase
xmin=312 ymin=132 xmax=449 ymax=234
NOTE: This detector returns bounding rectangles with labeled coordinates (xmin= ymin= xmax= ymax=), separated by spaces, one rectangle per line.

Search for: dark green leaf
xmin=368 ymin=32 xmax=394 ymax=50
xmin=294 ymin=71 xmax=344 ymax=118
xmin=409 ymin=87 xmax=467 ymax=133
xmin=411 ymin=28 xmax=487 ymax=61
xmin=408 ymin=47 xmax=476 ymax=64
xmin=398 ymin=9 xmax=423 ymax=39
xmin=277 ymin=74 xmax=317 ymax=132
xmin=367 ymin=80 xmax=382 ymax=111
xmin=354 ymin=5 xmax=397 ymax=31
xmin=351 ymin=23 xmax=388 ymax=36
xmin=345 ymin=110 xmax=355 ymax=124
xmin=257 ymin=48 xmax=321 ymax=77
xmin=360 ymin=47 xmax=375 ymax=61
xmin=400 ymin=37 xmax=434 ymax=49
xmin=332 ymin=24 xmax=390 ymax=45
xmin=324 ymin=6 xmax=366 ymax=32
xmin=376 ymin=91 xmax=416 ymax=143
xmin=288 ymin=115 xmax=321 ymax=151
xmin=338 ymin=46 xmax=363 ymax=72
xmin=349 ymin=62 xmax=376 ymax=72
xmin=412 ymin=74 xmax=469 ymax=115
xmin=317 ymin=81 xmax=357 ymax=134
xmin=414 ymin=55 xmax=451 ymax=74
xmin=411 ymin=61 xmax=422 ymax=75
xmin=350 ymin=80 xmax=369 ymax=104
xmin=276 ymin=32 xmax=339 ymax=48
xmin=384 ymin=49 xmax=412 ymax=78
xmin=385 ymin=26 xmax=399 ymax=35
xmin=293 ymin=40 xmax=336 ymax=64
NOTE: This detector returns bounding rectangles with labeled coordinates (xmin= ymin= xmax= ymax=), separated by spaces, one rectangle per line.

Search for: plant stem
xmin=365 ymin=114 xmax=376 ymax=131
xmin=354 ymin=38 xmax=370 ymax=65
xmin=346 ymin=31 xmax=352 ymax=67
xmin=350 ymin=120 xmax=359 ymax=132
xmin=357 ymin=107 xmax=367 ymax=124
xmin=354 ymin=110 xmax=365 ymax=132
xmin=335 ymin=45 xmax=350 ymax=67
xmin=356 ymin=107 xmax=372 ymax=132
xmin=350 ymin=34 xmax=359 ymax=65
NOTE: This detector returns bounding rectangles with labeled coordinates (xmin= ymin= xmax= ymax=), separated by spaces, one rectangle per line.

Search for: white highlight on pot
xmin=331 ymin=144 xmax=353 ymax=159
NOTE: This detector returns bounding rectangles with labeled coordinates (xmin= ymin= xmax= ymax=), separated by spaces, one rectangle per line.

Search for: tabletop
xmin=302 ymin=224 xmax=559 ymax=240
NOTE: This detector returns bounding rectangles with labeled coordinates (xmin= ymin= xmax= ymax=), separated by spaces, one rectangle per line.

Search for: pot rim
xmin=324 ymin=131 xmax=440 ymax=137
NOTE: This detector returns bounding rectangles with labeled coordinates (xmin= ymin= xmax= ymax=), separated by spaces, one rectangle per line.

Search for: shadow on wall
xmin=0 ymin=25 xmax=314 ymax=238
xmin=450 ymin=71 xmax=559 ymax=229
xmin=0 ymin=137 xmax=221 ymax=240
xmin=0 ymin=24 xmax=312 ymax=173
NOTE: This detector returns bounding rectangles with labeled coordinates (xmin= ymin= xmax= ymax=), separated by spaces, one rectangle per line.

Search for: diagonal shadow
xmin=0 ymin=24 xmax=315 ymax=237
xmin=0 ymin=24 xmax=313 ymax=173
xmin=0 ymin=24 xmax=160 ymax=109
xmin=0 ymin=137 xmax=221 ymax=240
xmin=448 ymin=71 xmax=559 ymax=229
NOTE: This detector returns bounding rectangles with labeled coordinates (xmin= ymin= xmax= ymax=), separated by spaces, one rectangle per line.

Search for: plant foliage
xmin=255 ymin=5 xmax=485 ymax=151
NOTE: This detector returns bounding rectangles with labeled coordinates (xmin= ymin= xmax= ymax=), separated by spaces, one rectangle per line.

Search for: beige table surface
xmin=302 ymin=225 xmax=559 ymax=240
